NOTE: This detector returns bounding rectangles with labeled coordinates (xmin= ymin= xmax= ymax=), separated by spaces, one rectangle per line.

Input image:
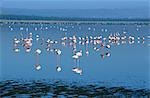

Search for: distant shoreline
xmin=1 ymin=19 xmax=150 ymax=25
xmin=0 ymin=15 xmax=150 ymax=24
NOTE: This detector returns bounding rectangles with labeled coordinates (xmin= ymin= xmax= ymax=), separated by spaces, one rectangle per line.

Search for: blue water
xmin=0 ymin=22 xmax=150 ymax=97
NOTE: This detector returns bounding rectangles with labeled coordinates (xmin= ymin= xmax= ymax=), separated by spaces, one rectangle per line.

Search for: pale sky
xmin=0 ymin=0 xmax=149 ymax=9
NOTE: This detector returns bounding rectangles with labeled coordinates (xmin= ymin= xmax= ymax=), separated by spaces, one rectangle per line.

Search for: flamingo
xmin=75 ymin=50 xmax=82 ymax=57
xmin=56 ymin=66 xmax=62 ymax=72
xmin=13 ymin=48 xmax=20 ymax=53
xmin=55 ymin=49 xmax=62 ymax=72
xmin=13 ymin=38 xmax=20 ymax=53
xmin=105 ymin=52 xmax=111 ymax=57
xmin=20 ymin=27 xmax=23 ymax=31
xmin=76 ymin=68 xmax=83 ymax=75
xmin=35 ymin=49 xmax=42 ymax=70
xmin=35 ymin=64 xmax=41 ymax=71
xmin=106 ymin=44 xmax=111 ymax=49
xmin=72 ymin=51 xmax=83 ymax=75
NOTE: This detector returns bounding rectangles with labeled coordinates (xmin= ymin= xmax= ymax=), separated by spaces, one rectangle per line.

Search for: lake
xmin=0 ymin=21 xmax=150 ymax=97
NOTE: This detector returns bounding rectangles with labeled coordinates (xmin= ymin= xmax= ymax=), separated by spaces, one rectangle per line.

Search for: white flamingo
xmin=72 ymin=51 xmax=83 ymax=75
xmin=55 ymin=49 xmax=62 ymax=72
xmin=35 ymin=49 xmax=42 ymax=70
xmin=13 ymin=38 xmax=20 ymax=53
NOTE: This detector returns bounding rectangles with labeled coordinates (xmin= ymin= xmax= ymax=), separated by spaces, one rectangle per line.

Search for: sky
xmin=0 ymin=0 xmax=149 ymax=9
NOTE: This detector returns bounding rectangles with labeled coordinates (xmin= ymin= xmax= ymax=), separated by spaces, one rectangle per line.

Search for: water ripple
xmin=0 ymin=80 xmax=150 ymax=97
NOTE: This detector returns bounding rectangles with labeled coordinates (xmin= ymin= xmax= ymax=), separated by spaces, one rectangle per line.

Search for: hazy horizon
xmin=0 ymin=0 xmax=149 ymax=19
xmin=1 ymin=0 xmax=149 ymax=10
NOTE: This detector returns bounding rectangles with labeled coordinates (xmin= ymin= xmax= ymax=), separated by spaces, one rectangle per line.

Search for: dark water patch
xmin=0 ymin=80 xmax=150 ymax=97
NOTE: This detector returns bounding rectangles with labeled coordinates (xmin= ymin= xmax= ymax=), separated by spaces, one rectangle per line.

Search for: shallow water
xmin=0 ymin=80 xmax=150 ymax=97
xmin=0 ymin=22 xmax=150 ymax=97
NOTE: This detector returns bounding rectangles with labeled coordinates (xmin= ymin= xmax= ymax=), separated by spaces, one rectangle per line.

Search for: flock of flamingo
xmin=10 ymin=24 xmax=147 ymax=75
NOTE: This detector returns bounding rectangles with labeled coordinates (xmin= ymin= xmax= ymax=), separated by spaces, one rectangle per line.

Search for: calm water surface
xmin=0 ymin=22 xmax=150 ymax=97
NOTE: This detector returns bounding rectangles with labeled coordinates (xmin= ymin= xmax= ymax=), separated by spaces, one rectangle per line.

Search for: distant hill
xmin=0 ymin=15 xmax=150 ymax=22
